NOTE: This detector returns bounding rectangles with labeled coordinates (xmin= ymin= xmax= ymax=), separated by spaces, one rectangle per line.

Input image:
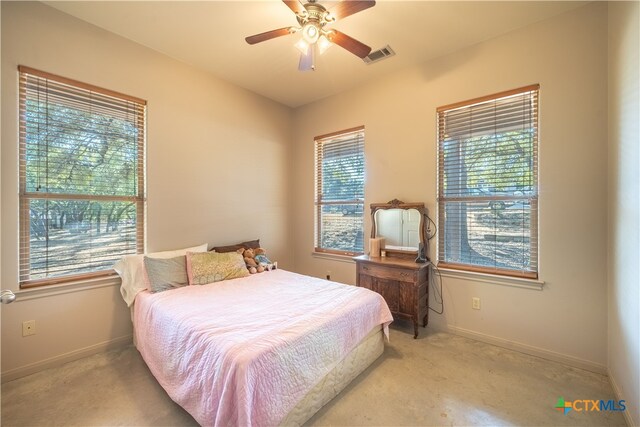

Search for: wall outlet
xmin=472 ymin=297 xmax=481 ymax=310
xmin=22 ymin=320 xmax=36 ymax=337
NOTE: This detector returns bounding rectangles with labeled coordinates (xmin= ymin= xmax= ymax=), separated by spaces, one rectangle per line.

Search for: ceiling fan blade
xmin=327 ymin=0 xmax=375 ymax=21
xmin=245 ymin=27 xmax=294 ymax=45
xmin=298 ymin=46 xmax=316 ymax=71
xmin=327 ymin=30 xmax=372 ymax=58
xmin=283 ymin=0 xmax=306 ymax=15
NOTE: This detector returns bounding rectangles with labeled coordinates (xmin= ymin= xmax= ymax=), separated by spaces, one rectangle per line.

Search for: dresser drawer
xmin=358 ymin=262 xmax=417 ymax=283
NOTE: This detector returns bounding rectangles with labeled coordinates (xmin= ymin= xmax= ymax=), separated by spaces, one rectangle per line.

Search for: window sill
xmin=14 ymin=274 xmax=121 ymax=302
xmin=436 ymin=266 xmax=544 ymax=290
xmin=311 ymin=251 xmax=358 ymax=264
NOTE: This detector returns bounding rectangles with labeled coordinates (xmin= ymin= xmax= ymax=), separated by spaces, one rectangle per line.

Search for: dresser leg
xmin=413 ymin=321 xmax=418 ymax=339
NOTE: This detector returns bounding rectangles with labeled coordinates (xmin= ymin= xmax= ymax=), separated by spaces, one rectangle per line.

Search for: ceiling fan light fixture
xmin=245 ymin=0 xmax=376 ymax=70
xmin=302 ymin=22 xmax=320 ymax=44
xmin=294 ymin=38 xmax=310 ymax=54
xmin=317 ymin=34 xmax=332 ymax=55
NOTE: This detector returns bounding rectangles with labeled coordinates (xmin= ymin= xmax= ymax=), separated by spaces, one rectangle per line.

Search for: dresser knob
xmin=363 ymin=266 xmax=370 ymax=271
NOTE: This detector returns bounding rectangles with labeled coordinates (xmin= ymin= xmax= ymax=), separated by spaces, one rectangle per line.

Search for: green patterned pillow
xmin=186 ymin=251 xmax=249 ymax=285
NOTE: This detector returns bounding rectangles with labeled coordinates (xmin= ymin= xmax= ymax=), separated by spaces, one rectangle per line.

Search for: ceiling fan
xmin=245 ymin=0 xmax=375 ymax=71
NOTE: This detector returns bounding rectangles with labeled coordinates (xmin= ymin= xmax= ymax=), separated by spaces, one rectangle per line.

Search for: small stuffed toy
xmin=242 ymin=248 xmax=264 ymax=273
xmin=254 ymin=248 xmax=275 ymax=271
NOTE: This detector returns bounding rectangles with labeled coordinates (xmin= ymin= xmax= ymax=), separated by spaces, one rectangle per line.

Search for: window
xmin=437 ymin=85 xmax=539 ymax=279
xmin=314 ymin=126 xmax=365 ymax=256
xmin=19 ymin=66 xmax=146 ymax=288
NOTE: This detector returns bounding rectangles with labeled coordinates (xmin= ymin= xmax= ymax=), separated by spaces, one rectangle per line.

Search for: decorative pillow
xmin=144 ymin=256 xmax=188 ymax=293
xmin=186 ymin=251 xmax=249 ymax=285
xmin=211 ymin=239 xmax=260 ymax=253
xmin=114 ymin=243 xmax=208 ymax=306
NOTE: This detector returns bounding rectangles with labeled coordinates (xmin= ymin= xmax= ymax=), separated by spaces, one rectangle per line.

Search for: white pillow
xmin=114 ymin=243 xmax=208 ymax=306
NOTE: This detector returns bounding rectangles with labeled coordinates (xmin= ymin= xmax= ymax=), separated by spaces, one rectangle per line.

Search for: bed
xmin=131 ymin=268 xmax=393 ymax=426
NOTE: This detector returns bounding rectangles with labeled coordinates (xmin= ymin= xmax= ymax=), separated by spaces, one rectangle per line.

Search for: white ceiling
xmin=44 ymin=1 xmax=587 ymax=108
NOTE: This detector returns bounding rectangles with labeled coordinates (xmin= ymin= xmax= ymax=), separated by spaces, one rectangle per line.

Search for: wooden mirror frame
xmin=370 ymin=199 xmax=428 ymax=256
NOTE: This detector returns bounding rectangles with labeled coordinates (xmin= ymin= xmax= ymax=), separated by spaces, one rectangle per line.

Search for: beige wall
xmin=1 ymin=2 xmax=293 ymax=378
xmin=607 ymin=2 xmax=639 ymax=425
xmin=2 ymin=0 xmax=634 ymax=394
xmin=292 ymin=3 xmax=609 ymax=369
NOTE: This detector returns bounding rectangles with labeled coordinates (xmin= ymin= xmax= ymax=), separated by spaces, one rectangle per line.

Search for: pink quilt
xmin=134 ymin=269 xmax=393 ymax=427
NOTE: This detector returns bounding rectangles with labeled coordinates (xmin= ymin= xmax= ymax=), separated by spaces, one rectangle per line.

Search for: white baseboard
xmin=434 ymin=324 xmax=607 ymax=374
xmin=608 ymin=369 xmax=636 ymax=427
xmin=1 ymin=335 xmax=133 ymax=383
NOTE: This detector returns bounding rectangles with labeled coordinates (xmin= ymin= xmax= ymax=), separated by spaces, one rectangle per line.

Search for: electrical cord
xmin=425 ymin=213 xmax=437 ymax=241
xmin=428 ymin=258 xmax=444 ymax=315
xmin=422 ymin=212 xmax=443 ymax=314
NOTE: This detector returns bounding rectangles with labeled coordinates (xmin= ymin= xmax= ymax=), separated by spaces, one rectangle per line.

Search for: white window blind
xmin=437 ymin=85 xmax=539 ymax=279
xmin=314 ymin=126 xmax=365 ymax=256
xmin=19 ymin=66 xmax=146 ymax=288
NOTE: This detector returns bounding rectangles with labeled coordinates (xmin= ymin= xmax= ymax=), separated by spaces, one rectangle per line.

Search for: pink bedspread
xmin=134 ymin=269 xmax=393 ymax=427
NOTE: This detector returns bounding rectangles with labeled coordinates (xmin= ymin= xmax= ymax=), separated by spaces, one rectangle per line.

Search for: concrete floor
xmin=2 ymin=324 xmax=626 ymax=426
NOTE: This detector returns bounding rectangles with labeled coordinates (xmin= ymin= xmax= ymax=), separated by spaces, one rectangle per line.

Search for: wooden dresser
xmin=354 ymin=255 xmax=429 ymax=338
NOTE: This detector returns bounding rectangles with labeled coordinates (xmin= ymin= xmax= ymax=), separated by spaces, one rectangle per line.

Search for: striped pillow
xmin=143 ymin=255 xmax=188 ymax=293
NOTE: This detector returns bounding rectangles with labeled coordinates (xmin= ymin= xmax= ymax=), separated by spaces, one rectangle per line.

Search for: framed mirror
xmin=371 ymin=199 xmax=427 ymax=255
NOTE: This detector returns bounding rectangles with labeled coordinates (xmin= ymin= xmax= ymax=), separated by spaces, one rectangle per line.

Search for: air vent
xmin=363 ymin=45 xmax=395 ymax=64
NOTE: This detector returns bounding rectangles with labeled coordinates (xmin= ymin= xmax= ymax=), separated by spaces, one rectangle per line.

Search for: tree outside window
xmin=437 ymin=86 xmax=539 ymax=278
xmin=314 ymin=127 xmax=365 ymax=255
xmin=19 ymin=67 xmax=146 ymax=287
